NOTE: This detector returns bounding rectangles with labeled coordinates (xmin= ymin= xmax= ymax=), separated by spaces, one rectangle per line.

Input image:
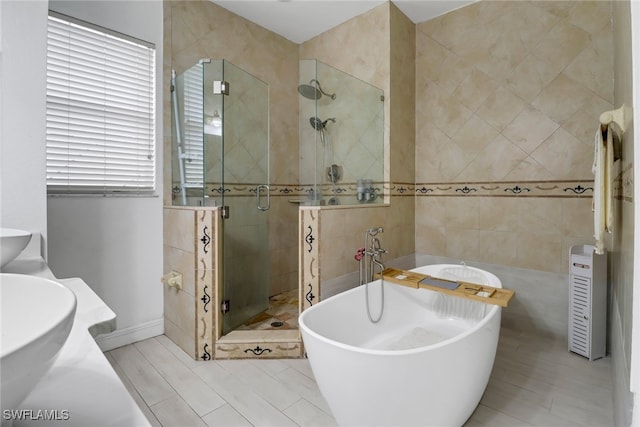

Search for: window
xmin=46 ymin=12 xmax=156 ymax=195
xmin=181 ymin=64 xmax=205 ymax=185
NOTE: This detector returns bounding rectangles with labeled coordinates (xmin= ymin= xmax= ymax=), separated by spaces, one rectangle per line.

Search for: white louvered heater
xmin=568 ymin=245 xmax=607 ymax=360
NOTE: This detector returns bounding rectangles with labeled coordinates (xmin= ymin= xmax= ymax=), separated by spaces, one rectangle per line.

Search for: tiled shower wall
xmin=163 ymin=207 xmax=217 ymax=359
xmin=415 ymin=1 xmax=614 ymax=274
xmin=165 ymin=0 xmax=616 ymax=280
xmin=164 ymin=1 xmax=300 ymax=296
xmin=299 ymin=3 xmax=416 ymax=284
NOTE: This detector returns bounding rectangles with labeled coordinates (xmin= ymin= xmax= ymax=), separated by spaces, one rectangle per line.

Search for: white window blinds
xmin=46 ymin=13 xmax=156 ymax=195
xmin=181 ymin=65 xmax=204 ymax=185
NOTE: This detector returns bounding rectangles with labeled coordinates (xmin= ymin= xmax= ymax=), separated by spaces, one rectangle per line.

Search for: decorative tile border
xmin=205 ymin=182 xmax=386 ymax=201
xmin=300 ymin=207 xmax=319 ymax=312
xmin=411 ymin=180 xmax=595 ymax=198
xmin=174 ymin=180 xmax=599 ymax=200
xmin=196 ymin=208 xmax=216 ymax=361
xmin=215 ymin=342 xmax=301 ymax=359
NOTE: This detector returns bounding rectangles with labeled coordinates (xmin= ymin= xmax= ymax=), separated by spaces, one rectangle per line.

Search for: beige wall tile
xmin=530 ymin=128 xmax=593 ymax=180
xmin=505 ymin=54 xmax=561 ymax=103
xmin=477 ymin=230 xmax=518 ymax=266
xmin=414 ymin=0 xmax=611 ymax=274
xmin=451 ymin=114 xmax=500 ymax=157
xmin=458 ymin=135 xmax=528 ymax=182
xmin=532 ymin=75 xmax=593 ymax=125
xmin=477 ymin=198 xmax=519 ymax=232
xmin=416 ymin=126 xmax=468 ymax=183
xmin=516 ymin=231 xmax=563 ymax=272
xmin=476 ymin=86 xmax=526 ymax=132
xmin=415 ymin=226 xmax=446 ymax=255
xmin=503 ymin=158 xmax=555 ymax=181
xmin=562 ymin=93 xmax=613 ymax=144
xmin=418 ymin=79 xmax=473 ymax=139
xmin=446 ymin=197 xmax=479 ymax=229
xmin=517 ymin=198 xmax=563 ymax=236
xmin=532 ymin=20 xmax=590 ymax=71
xmin=562 ymin=197 xmax=594 ymax=238
xmin=453 ymin=69 xmax=499 ymax=112
xmin=502 ymin=107 xmax=560 ymax=155
xmin=164 ymin=317 xmax=196 ymax=359
xmin=164 ymin=208 xmax=195 ymax=252
xmin=164 ymin=284 xmax=196 ymax=340
xmin=415 ymin=198 xmax=446 ymax=229
xmin=568 ymin=1 xmax=612 ymax=36
xmin=564 ymin=25 xmax=614 ymax=104
xmin=446 ymin=228 xmax=479 ymax=261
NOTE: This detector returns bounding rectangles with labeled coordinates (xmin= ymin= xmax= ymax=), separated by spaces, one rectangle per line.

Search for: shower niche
xmin=298 ymin=59 xmax=385 ymax=206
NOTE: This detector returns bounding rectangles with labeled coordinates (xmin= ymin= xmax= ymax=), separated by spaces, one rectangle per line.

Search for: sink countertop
xmin=3 ymin=256 xmax=150 ymax=427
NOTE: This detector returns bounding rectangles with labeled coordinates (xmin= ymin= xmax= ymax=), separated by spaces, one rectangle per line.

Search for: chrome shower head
xmin=298 ymin=83 xmax=322 ymax=100
xmin=298 ymin=79 xmax=336 ymax=100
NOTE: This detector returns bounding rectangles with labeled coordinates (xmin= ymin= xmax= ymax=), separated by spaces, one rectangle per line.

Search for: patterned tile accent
xmin=187 ymin=179 xmax=598 ymax=200
xmin=195 ymin=209 xmax=216 ymax=361
xmin=214 ymin=342 xmax=301 ymax=359
xmin=412 ymin=180 xmax=594 ymax=198
xmin=300 ymin=207 xmax=319 ymax=312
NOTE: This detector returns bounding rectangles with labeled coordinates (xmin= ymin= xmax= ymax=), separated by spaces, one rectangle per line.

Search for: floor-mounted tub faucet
xmin=359 ymin=227 xmax=387 ymax=323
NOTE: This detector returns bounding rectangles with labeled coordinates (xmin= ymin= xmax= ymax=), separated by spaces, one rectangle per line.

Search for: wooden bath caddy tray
xmin=375 ymin=268 xmax=515 ymax=307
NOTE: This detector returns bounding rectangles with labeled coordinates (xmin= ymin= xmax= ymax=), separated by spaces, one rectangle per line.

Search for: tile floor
xmin=237 ymin=290 xmax=299 ymax=331
xmin=106 ymin=327 xmax=614 ymax=427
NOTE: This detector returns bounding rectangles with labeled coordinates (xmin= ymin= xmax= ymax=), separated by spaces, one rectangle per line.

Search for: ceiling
xmin=210 ymin=1 xmax=476 ymax=44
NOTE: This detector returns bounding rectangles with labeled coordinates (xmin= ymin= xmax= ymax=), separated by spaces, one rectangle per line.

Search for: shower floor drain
xmin=270 ymin=321 xmax=284 ymax=328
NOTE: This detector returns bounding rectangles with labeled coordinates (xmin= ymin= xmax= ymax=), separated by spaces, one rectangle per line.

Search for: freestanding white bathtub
xmin=299 ymin=264 xmax=502 ymax=427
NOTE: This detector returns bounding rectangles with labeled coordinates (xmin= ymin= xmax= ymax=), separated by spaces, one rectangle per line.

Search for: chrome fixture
xmin=357 ymin=179 xmax=377 ymax=202
xmin=309 ymin=116 xmax=336 ymax=145
xmin=358 ymin=227 xmax=387 ymax=323
xmin=327 ymin=164 xmax=341 ymax=183
xmin=298 ymin=79 xmax=336 ymax=100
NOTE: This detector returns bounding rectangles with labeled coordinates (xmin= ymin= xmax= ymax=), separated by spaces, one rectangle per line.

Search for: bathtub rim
xmin=299 ymin=264 xmax=502 ymax=357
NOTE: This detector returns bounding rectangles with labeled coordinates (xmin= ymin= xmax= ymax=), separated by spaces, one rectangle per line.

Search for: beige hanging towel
xmin=592 ymin=125 xmax=613 ymax=255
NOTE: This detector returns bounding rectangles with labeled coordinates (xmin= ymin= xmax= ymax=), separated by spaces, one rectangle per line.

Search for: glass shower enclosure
xmin=299 ymin=59 xmax=384 ymax=206
xmin=171 ymin=59 xmax=270 ymax=335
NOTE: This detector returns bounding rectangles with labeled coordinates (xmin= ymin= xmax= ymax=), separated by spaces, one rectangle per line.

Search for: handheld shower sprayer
xmin=309 ymin=117 xmax=336 ymax=145
xmin=309 ymin=117 xmax=336 ymax=131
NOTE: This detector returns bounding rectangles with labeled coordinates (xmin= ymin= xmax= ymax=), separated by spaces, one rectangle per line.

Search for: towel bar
xmin=599 ymin=105 xmax=624 ymax=161
xmin=599 ymin=105 xmax=625 ymax=131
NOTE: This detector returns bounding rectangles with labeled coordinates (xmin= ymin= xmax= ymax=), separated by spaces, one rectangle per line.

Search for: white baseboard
xmin=95 ymin=318 xmax=164 ymax=352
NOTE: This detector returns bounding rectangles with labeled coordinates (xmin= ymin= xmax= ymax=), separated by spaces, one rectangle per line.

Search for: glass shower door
xmin=210 ymin=61 xmax=270 ymax=335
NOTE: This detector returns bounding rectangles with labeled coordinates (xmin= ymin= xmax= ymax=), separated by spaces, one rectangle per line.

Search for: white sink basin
xmin=0 ymin=228 xmax=32 ymax=268
xmin=1 ymin=274 xmax=77 ymax=413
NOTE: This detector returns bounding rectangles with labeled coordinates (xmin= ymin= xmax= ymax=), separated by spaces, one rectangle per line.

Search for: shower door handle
xmin=256 ymin=184 xmax=270 ymax=211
